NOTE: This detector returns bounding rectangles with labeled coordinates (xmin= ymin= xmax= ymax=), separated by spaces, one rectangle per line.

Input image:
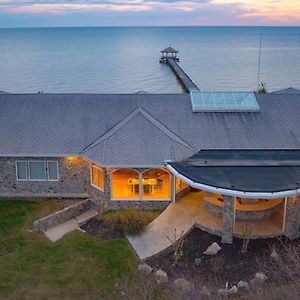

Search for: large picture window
xmin=110 ymin=168 xmax=171 ymax=201
xmin=111 ymin=169 xmax=139 ymax=199
xmin=142 ymin=169 xmax=170 ymax=200
xmin=16 ymin=160 xmax=58 ymax=181
xmin=91 ymin=164 xmax=104 ymax=191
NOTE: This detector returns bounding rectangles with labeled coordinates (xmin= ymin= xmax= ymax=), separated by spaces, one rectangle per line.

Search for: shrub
xmin=102 ymin=209 xmax=159 ymax=235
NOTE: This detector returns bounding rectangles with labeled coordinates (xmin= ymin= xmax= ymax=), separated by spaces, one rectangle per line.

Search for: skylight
xmin=190 ymin=91 xmax=260 ymax=112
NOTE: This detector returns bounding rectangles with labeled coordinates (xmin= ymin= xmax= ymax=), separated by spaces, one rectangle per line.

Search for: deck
xmin=167 ymin=58 xmax=200 ymax=92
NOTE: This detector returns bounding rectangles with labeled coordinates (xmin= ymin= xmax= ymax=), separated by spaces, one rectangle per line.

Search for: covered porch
xmin=168 ymin=150 xmax=300 ymax=244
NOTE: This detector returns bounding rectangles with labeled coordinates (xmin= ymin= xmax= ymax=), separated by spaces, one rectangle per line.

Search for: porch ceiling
xmin=168 ymin=150 xmax=300 ymax=198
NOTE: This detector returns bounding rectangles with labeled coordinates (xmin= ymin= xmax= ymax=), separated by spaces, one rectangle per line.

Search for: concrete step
xmin=76 ymin=210 xmax=98 ymax=226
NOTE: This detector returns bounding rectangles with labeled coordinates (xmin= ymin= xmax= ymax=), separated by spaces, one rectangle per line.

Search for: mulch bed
xmin=146 ymin=227 xmax=294 ymax=286
xmin=81 ymin=218 xmax=124 ymax=240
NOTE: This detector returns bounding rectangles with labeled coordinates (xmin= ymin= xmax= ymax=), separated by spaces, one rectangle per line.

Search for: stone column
xmin=284 ymin=195 xmax=300 ymax=240
xmin=221 ymin=195 xmax=235 ymax=244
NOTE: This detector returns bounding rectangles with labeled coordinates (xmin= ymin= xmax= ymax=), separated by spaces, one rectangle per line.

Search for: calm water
xmin=0 ymin=26 xmax=300 ymax=93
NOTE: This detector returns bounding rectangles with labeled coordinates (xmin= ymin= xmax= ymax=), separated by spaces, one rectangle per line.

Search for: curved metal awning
xmin=167 ymin=150 xmax=300 ymax=199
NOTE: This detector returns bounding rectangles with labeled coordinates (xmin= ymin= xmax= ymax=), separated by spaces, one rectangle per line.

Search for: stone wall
xmin=0 ymin=157 xmax=91 ymax=199
xmin=284 ymin=196 xmax=300 ymax=240
xmin=33 ymin=199 xmax=95 ymax=231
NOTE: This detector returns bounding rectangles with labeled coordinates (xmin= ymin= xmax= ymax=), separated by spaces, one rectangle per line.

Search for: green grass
xmin=0 ymin=200 xmax=142 ymax=300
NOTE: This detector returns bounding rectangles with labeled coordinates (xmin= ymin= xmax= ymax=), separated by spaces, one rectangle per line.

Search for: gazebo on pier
xmin=160 ymin=47 xmax=179 ymax=63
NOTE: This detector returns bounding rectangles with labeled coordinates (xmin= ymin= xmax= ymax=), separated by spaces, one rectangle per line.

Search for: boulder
xmin=203 ymin=242 xmax=222 ymax=255
xmin=154 ymin=269 xmax=168 ymax=285
xmin=138 ymin=263 xmax=152 ymax=275
xmin=218 ymin=286 xmax=238 ymax=296
xmin=250 ymin=272 xmax=268 ymax=290
xmin=174 ymin=278 xmax=193 ymax=293
xmin=237 ymin=280 xmax=249 ymax=292
xmin=270 ymin=250 xmax=280 ymax=260
xmin=255 ymin=272 xmax=268 ymax=282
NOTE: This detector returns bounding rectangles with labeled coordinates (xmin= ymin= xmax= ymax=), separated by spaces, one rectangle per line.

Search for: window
xmin=16 ymin=160 xmax=59 ymax=181
xmin=175 ymin=177 xmax=188 ymax=192
xmin=91 ymin=164 xmax=104 ymax=191
xmin=111 ymin=169 xmax=139 ymax=199
xmin=110 ymin=168 xmax=171 ymax=201
xmin=142 ymin=169 xmax=170 ymax=200
xmin=16 ymin=161 xmax=27 ymax=180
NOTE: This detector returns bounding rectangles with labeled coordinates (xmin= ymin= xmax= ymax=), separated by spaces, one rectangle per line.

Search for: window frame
xmin=90 ymin=164 xmax=104 ymax=191
xmin=110 ymin=168 xmax=171 ymax=202
xmin=15 ymin=160 xmax=59 ymax=182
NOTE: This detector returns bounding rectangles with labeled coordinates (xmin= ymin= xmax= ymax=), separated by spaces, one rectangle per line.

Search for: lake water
xmin=0 ymin=26 xmax=299 ymax=93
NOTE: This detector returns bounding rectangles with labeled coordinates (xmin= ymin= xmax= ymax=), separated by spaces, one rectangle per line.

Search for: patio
xmin=127 ymin=190 xmax=284 ymax=260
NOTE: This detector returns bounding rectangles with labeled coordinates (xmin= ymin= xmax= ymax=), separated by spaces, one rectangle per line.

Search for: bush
xmin=102 ymin=209 xmax=159 ymax=235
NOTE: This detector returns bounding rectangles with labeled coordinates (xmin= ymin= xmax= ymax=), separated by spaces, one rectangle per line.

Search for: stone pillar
xmin=284 ymin=195 xmax=300 ymax=240
xmin=221 ymin=195 xmax=235 ymax=244
xmin=170 ymin=175 xmax=176 ymax=203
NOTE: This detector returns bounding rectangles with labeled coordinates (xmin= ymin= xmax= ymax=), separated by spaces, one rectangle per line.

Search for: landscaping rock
xmin=218 ymin=286 xmax=238 ymax=296
xmin=250 ymin=272 xmax=268 ymax=290
xmin=270 ymin=250 xmax=280 ymax=261
xmin=154 ymin=269 xmax=168 ymax=285
xmin=138 ymin=263 xmax=152 ymax=275
xmin=174 ymin=278 xmax=193 ymax=293
xmin=237 ymin=281 xmax=250 ymax=292
xmin=203 ymin=242 xmax=221 ymax=255
xmin=255 ymin=272 xmax=268 ymax=282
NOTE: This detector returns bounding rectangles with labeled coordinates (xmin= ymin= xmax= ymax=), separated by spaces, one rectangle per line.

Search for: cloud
xmin=0 ymin=0 xmax=299 ymax=25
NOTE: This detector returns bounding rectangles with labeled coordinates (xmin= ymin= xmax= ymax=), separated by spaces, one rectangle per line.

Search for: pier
xmin=160 ymin=47 xmax=200 ymax=93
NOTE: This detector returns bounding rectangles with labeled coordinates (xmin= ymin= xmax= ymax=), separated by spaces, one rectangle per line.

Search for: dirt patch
xmin=146 ymin=227 xmax=295 ymax=287
xmin=81 ymin=218 xmax=124 ymax=240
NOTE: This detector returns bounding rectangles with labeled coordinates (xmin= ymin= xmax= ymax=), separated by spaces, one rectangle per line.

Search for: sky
xmin=0 ymin=0 xmax=299 ymax=27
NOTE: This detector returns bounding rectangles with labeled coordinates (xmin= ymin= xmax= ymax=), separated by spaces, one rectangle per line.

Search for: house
xmin=1 ymin=88 xmax=300 ymax=243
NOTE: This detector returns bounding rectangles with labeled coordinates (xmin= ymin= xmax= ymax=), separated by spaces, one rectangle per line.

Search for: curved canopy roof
xmin=168 ymin=150 xmax=300 ymax=198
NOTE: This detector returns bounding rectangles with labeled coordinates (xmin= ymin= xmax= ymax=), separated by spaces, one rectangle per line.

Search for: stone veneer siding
xmin=0 ymin=157 xmax=91 ymax=199
xmin=284 ymin=196 xmax=300 ymax=240
xmin=221 ymin=195 xmax=235 ymax=244
xmin=0 ymin=158 xmax=171 ymax=212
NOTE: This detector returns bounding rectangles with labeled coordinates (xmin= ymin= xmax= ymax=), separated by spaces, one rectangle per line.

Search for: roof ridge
xmin=80 ymin=106 xmax=141 ymax=153
xmin=80 ymin=106 xmax=195 ymax=154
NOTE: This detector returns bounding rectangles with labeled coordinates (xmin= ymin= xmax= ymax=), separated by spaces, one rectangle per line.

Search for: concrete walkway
xmin=127 ymin=190 xmax=283 ymax=260
xmin=127 ymin=191 xmax=222 ymax=260
xmin=44 ymin=210 xmax=97 ymax=242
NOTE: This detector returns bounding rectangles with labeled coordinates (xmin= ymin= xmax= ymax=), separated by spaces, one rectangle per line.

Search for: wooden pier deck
xmin=167 ymin=58 xmax=200 ymax=92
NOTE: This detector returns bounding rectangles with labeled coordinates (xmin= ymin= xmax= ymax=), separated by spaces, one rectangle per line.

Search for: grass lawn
xmin=0 ymin=199 xmax=155 ymax=299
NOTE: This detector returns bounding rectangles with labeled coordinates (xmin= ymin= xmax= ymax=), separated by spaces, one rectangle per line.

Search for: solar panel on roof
xmin=190 ymin=91 xmax=260 ymax=112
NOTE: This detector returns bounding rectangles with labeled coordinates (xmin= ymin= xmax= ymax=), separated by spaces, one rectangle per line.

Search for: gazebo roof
xmin=161 ymin=47 xmax=178 ymax=53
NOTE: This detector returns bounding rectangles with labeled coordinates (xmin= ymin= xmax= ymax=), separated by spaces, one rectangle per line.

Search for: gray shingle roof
xmin=1 ymin=91 xmax=300 ymax=166
xmin=272 ymin=87 xmax=300 ymax=94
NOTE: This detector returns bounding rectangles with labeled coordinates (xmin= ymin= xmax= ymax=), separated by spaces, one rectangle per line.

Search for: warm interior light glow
xmin=175 ymin=177 xmax=188 ymax=192
xmin=66 ymin=156 xmax=78 ymax=161
xmin=111 ymin=169 xmax=139 ymax=199
xmin=142 ymin=169 xmax=170 ymax=200
xmin=110 ymin=168 xmax=171 ymax=200
xmin=91 ymin=164 xmax=104 ymax=191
